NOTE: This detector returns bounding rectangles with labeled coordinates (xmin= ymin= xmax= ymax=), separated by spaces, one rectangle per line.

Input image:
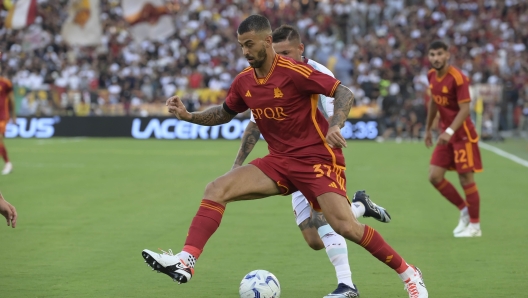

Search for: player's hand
xmin=166 ymin=96 xmax=191 ymax=121
xmin=425 ymin=130 xmax=433 ymax=148
xmin=437 ymin=132 xmax=451 ymax=145
xmin=0 ymin=198 xmax=17 ymax=228
xmin=326 ymin=125 xmax=347 ymax=149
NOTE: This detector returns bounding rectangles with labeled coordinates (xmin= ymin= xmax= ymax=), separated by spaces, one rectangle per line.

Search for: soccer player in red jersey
xmin=425 ymin=41 xmax=483 ymax=237
xmin=0 ymin=64 xmax=15 ymax=175
xmin=142 ymin=15 xmax=427 ymax=297
xmin=233 ymin=24 xmax=392 ymax=298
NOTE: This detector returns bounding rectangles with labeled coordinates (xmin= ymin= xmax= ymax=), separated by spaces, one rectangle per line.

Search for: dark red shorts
xmin=430 ymin=141 xmax=483 ymax=173
xmin=250 ymin=154 xmax=348 ymax=211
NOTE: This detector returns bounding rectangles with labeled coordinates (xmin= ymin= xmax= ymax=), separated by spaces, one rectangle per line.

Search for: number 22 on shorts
xmin=454 ymin=149 xmax=467 ymax=164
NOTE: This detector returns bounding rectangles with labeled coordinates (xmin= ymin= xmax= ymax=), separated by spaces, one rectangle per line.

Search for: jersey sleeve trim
xmin=458 ymin=98 xmax=471 ymax=103
xmin=222 ymin=101 xmax=238 ymax=115
xmin=329 ymin=81 xmax=341 ymax=97
xmin=253 ymin=55 xmax=279 ymax=85
xmin=0 ymin=78 xmax=12 ymax=88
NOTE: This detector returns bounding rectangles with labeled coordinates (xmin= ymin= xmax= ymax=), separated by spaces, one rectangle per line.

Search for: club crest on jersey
xmin=273 ymin=87 xmax=283 ymax=98
xmin=442 ymin=86 xmax=449 ymax=93
xmin=251 ymin=107 xmax=288 ymax=121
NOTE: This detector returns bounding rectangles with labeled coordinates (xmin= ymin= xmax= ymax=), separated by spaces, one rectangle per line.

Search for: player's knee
xmin=332 ymin=223 xmax=362 ymax=243
xmin=428 ymin=172 xmax=443 ymax=185
xmin=458 ymin=173 xmax=474 ymax=186
xmin=203 ymin=180 xmax=228 ymax=203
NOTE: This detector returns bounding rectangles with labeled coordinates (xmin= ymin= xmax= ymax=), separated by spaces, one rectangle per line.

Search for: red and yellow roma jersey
xmin=225 ymin=55 xmax=344 ymax=165
xmin=427 ymin=66 xmax=478 ymax=143
xmin=0 ymin=77 xmax=13 ymax=121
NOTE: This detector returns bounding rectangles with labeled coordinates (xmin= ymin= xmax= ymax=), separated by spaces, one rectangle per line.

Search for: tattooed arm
xmin=232 ymin=121 xmax=261 ymax=169
xmin=326 ymin=85 xmax=354 ymax=148
xmin=189 ymin=105 xmax=236 ymax=126
xmin=329 ymin=85 xmax=354 ymax=128
xmin=166 ymin=96 xmax=236 ymax=126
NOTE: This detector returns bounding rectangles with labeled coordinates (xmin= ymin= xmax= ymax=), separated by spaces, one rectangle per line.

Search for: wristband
xmin=445 ymin=127 xmax=454 ymax=136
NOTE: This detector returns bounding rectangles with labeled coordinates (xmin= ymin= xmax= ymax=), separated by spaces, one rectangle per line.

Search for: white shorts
xmin=292 ymin=190 xmax=312 ymax=226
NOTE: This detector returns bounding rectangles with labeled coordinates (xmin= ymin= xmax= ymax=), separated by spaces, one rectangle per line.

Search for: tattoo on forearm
xmin=190 ymin=105 xmax=235 ymax=126
xmin=311 ymin=211 xmax=328 ymax=229
xmin=234 ymin=123 xmax=261 ymax=166
xmin=329 ymin=85 xmax=354 ymax=128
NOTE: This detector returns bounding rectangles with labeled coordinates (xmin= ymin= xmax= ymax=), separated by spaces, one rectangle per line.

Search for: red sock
xmin=433 ymin=179 xmax=466 ymax=210
xmin=183 ymin=199 xmax=225 ymax=259
xmin=360 ymin=225 xmax=407 ymax=273
xmin=463 ymin=183 xmax=480 ymax=223
xmin=0 ymin=144 xmax=9 ymax=163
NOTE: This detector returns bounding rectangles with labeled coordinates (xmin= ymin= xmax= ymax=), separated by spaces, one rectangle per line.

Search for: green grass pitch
xmin=1 ymin=138 xmax=527 ymax=297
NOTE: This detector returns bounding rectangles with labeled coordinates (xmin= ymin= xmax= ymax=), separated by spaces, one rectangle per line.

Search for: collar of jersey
xmin=253 ymin=54 xmax=279 ymax=85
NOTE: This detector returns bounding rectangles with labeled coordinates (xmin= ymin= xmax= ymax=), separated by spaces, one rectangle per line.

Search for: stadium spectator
xmin=0 ymin=0 xmax=526 ymax=139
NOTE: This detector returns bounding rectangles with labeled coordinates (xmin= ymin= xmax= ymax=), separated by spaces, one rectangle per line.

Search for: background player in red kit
xmin=0 ymin=57 xmax=15 ymax=175
xmin=425 ymin=40 xmax=483 ymax=237
xmin=141 ymin=15 xmax=427 ymax=298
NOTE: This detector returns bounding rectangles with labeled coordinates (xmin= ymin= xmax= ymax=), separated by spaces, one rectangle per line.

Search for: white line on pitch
xmin=479 ymin=142 xmax=528 ymax=168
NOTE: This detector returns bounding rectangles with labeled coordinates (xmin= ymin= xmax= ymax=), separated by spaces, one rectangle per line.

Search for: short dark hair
xmin=272 ymin=25 xmax=301 ymax=43
xmin=429 ymin=40 xmax=449 ymax=51
xmin=237 ymin=15 xmax=271 ymax=35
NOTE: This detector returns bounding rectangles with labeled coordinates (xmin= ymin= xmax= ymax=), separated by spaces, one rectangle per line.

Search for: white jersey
xmin=250 ymin=58 xmax=335 ymax=123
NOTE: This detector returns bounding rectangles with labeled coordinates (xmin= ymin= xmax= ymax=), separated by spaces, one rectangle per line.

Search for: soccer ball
xmin=239 ymin=269 xmax=281 ymax=298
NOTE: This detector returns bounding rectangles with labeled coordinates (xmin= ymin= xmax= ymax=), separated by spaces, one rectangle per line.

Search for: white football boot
xmin=453 ymin=213 xmax=470 ymax=234
xmin=454 ymin=224 xmax=482 ymax=237
xmin=2 ymin=162 xmax=12 ymax=175
xmin=141 ymin=249 xmax=194 ymax=283
xmin=403 ymin=266 xmax=428 ymax=298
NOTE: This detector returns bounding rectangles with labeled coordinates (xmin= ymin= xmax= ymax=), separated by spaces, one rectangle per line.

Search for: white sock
xmin=460 ymin=206 xmax=469 ymax=217
xmin=179 ymin=251 xmax=196 ymax=268
xmin=397 ymin=263 xmax=415 ymax=282
xmin=351 ymin=202 xmax=365 ymax=218
xmin=469 ymin=222 xmax=480 ymax=230
xmin=318 ymin=225 xmax=354 ymax=288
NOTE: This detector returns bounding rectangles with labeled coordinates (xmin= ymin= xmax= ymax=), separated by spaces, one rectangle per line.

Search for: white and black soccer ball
xmin=239 ymin=269 xmax=281 ymax=298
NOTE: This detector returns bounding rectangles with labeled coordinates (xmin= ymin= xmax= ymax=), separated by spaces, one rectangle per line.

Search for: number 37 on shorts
xmin=313 ymin=164 xmax=347 ymax=191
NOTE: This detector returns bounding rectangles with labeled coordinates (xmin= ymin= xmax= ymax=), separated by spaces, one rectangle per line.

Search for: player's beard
xmin=247 ymin=46 xmax=267 ymax=69
xmin=432 ymin=60 xmax=447 ymax=71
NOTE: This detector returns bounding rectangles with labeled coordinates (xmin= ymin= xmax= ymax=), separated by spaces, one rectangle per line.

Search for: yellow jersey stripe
xmin=463 ymin=122 xmax=479 ymax=143
xmin=448 ymin=67 xmax=464 ymax=86
xmin=277 ymin=57 xmax=313 ymax=74
xmin=277 ymin=63 xmax=310 ymax=78
xmin=276 ymin=61 xmax=312 ymax=77
xmin=310 ymin=94 xmax=337 ymax=167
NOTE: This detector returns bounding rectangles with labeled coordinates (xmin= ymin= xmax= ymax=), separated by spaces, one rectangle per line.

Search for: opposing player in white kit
xmin=231 ymin=25 xmax=392 ymax=298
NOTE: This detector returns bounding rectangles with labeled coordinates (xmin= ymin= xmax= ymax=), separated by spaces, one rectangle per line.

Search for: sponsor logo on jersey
xmin=245 ymin=90 xmax=252 ymax=97
xmin=251 ymin=107 xmax=288 ymax=121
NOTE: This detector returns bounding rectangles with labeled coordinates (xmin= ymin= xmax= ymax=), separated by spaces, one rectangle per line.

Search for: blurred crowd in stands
xmin=1 ymin=0 xmax=527 ymax=139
